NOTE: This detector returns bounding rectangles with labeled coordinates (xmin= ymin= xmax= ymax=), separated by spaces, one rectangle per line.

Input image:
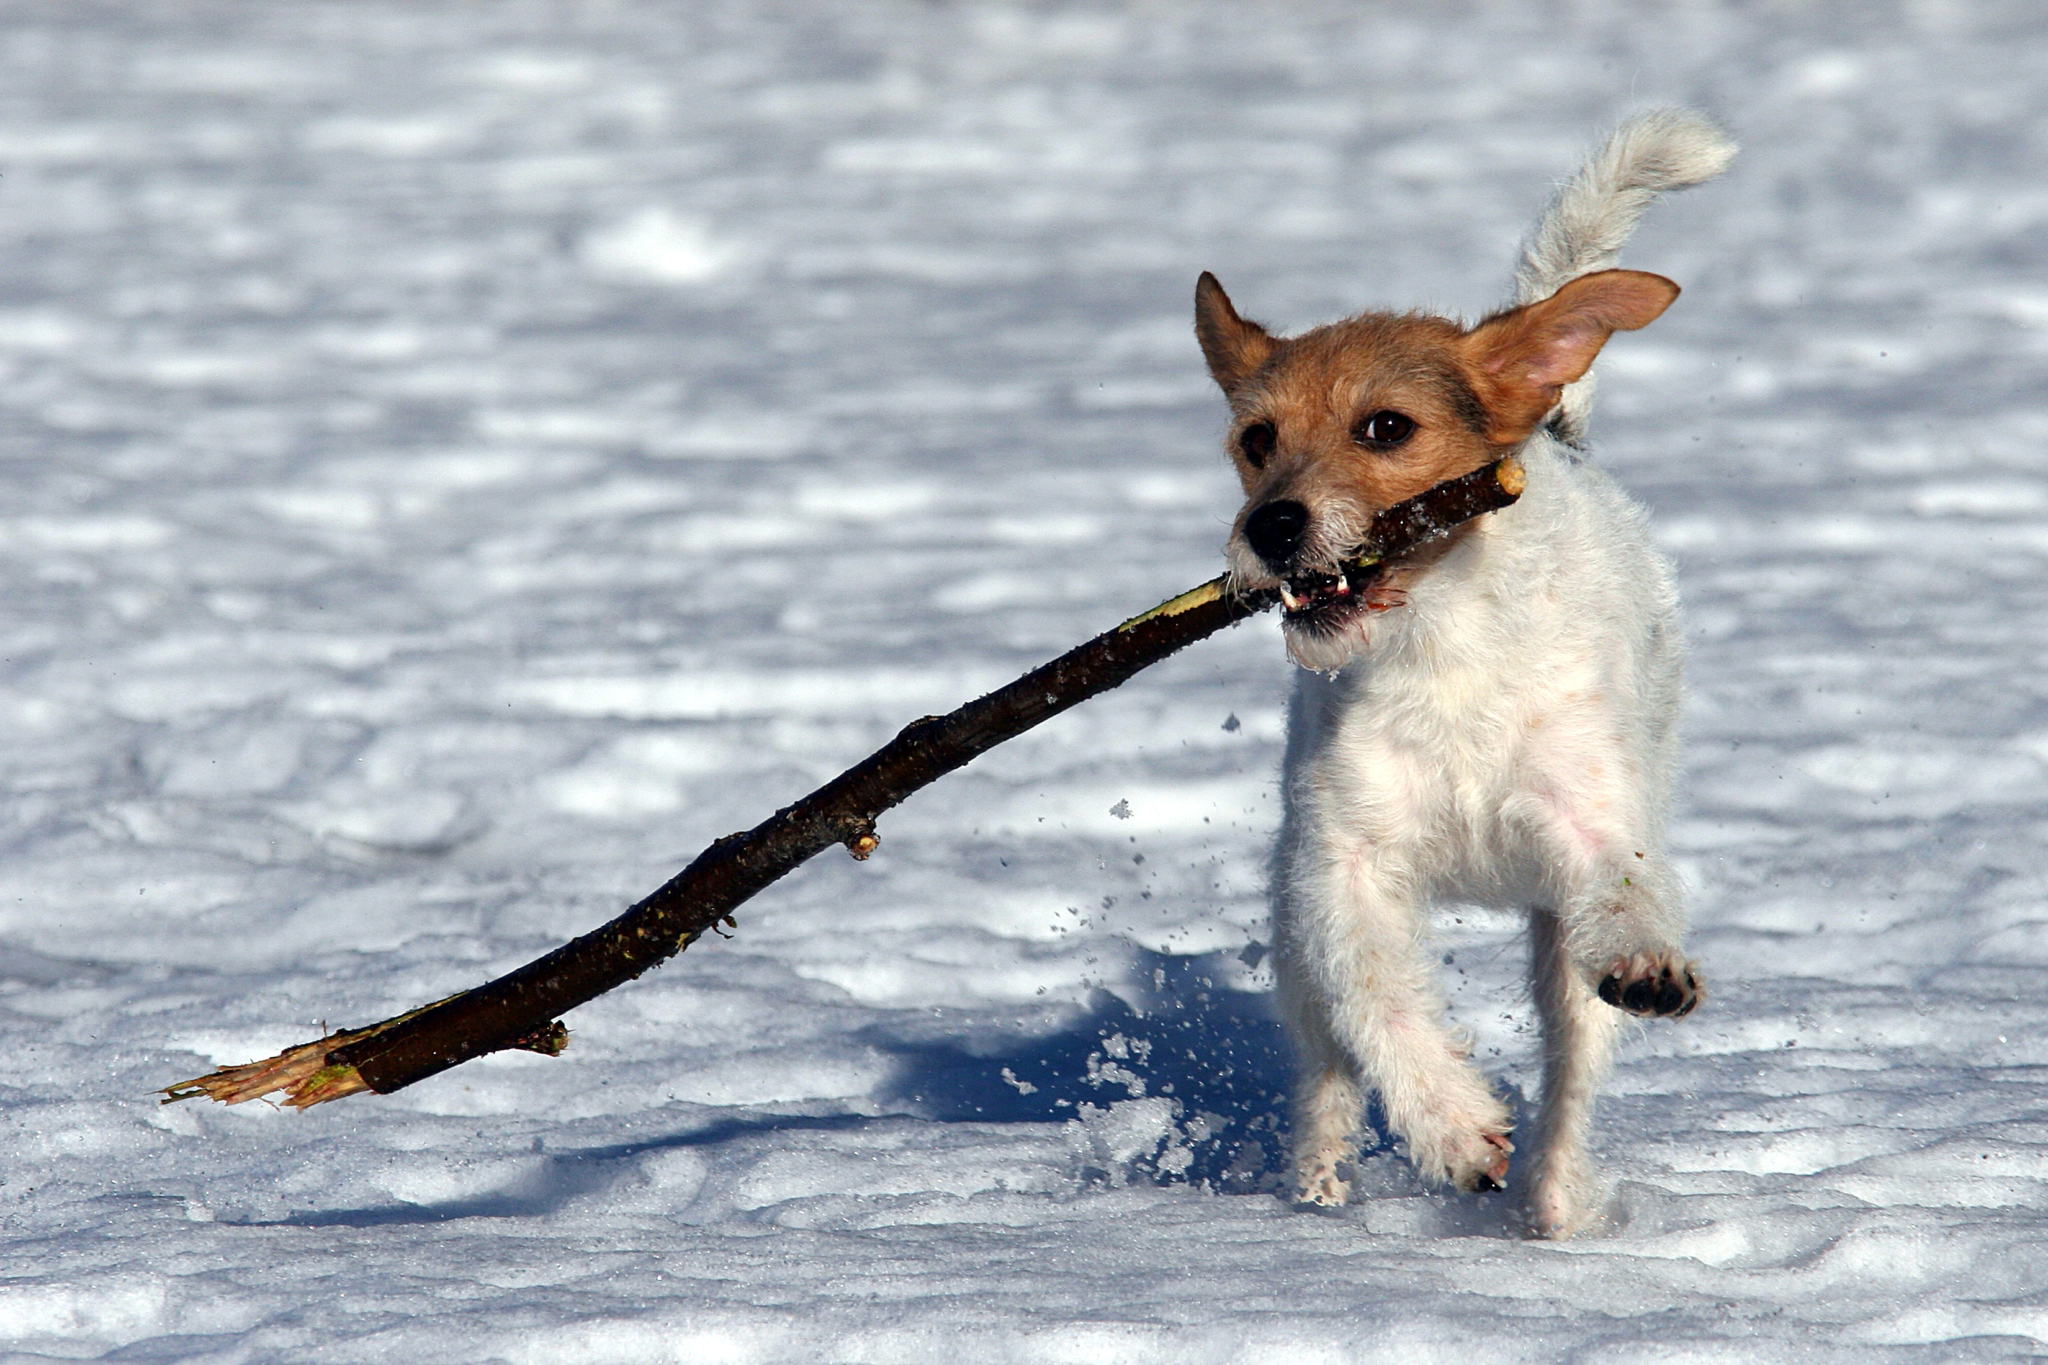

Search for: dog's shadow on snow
xmin=859 ymin=943 xmax=1523 ymax=1238
xmin=864 ymin=947 xmax=1384 ymax=1194
xmin=869 ymin=952 xmax=1529 ymax=1237
xmin=271 ymin=950 xmax=1538 ymax=1229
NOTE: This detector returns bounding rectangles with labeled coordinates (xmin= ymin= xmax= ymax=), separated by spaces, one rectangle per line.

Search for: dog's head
xmin=1195 ymin=269 xmax=1678 ymax=671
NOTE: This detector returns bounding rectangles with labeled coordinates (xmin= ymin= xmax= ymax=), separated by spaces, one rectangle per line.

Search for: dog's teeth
xmin=1331 ymin=581 xmax=1351 ymax=596
xmin=1279 ymin=585 xmax=1301 ymax=610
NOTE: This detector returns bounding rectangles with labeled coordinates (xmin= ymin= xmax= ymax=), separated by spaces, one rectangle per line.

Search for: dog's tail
xmin=1514 ymin=108 xmax=1738 ymax=306
xmin=1513 ymin=108 xmax=1737 ymax=442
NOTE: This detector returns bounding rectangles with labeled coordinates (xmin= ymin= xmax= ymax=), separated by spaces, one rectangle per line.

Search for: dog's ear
xmin=1194 ymin=272 xmax=1277 ymax=393
xmin=1460 ymin=269 xmax=1679 ymax=444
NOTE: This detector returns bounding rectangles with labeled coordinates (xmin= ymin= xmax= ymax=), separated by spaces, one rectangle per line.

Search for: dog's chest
xmin=1295 ymin=584 xmax=1608 ymax=825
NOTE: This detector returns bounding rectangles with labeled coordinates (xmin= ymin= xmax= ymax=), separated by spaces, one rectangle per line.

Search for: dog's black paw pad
xmin=1598 ymin=953 xmax=1703 ymax=1019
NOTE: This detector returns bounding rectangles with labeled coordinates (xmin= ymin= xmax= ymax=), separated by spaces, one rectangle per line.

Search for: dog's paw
xmin=1293 ymin=1163 xmax=1352 ymax=1208
xmin=1525 ymin=1184 xmax=1605 ymax=1240
xmin=1525 ymin=1198 xmax=1573 ymax=1240
xmin=1434 ymin=1130 xmax=1513 ymax=1193
xmin=1597 ymin=951 xmax=1703 ymax=1018
xmin=1524 ymin=1155 xmax=1600 ymax=1239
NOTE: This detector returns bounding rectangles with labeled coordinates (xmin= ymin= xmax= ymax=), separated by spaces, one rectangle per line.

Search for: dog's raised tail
xmin=1513 ymin=109 xmax=1736 ymax=441
xmin=1514 ymin=108 xmax=1737 ymax=307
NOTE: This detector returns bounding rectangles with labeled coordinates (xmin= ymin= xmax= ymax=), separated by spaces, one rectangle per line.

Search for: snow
xmin=2 ymin=1 xmax=2047 ymax=1359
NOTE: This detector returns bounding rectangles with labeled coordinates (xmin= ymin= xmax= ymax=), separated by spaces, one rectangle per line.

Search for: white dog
xmin=1193 ymin=110 xmax=1735 ymax=1237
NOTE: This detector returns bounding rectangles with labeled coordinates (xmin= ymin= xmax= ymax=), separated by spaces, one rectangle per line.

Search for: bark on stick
xmin=162 ymin=456 xmax=1523 ymax=1110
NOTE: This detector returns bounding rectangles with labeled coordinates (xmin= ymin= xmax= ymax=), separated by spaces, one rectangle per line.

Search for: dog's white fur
xmin=1245 ymin=110 xmax=1736 ymax=1237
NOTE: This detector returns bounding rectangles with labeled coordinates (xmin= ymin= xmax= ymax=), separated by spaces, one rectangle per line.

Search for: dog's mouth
xmin=1277 ymin=564 xmax=1379 ymax=631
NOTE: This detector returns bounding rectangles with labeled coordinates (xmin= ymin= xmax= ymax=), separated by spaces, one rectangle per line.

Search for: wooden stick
xmin=162 ymin=456 xmax=1524 ymax=1109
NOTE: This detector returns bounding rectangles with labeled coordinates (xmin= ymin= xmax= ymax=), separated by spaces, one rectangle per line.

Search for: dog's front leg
xmin=1277 ymin=823 xmax=1513 ymax=1200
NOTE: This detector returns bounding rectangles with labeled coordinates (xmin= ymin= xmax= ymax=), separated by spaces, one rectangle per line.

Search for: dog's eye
xmin=1354 ymin=410 xmax=1416 ymax=448
xmin=1238 ymin=421 xmax=1276 ymax=469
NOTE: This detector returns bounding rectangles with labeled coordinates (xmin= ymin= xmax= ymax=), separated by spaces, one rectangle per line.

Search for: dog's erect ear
xmin=1194 ymin=272 xmax=1277 ymax=393
xmin=1460 ymin=269 xmax=1679 ymax=444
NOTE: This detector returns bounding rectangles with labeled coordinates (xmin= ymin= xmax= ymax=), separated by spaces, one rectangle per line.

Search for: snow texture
xmin=2 ymin=2 xmax=2047 ymax=1360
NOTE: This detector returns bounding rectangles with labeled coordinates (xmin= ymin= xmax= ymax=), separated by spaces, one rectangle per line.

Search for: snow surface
xmin=3 ymin=2 xmax=2048 ymax=1359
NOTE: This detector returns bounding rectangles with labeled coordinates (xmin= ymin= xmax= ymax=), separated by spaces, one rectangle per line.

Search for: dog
xmin=1194 ymin=110 xmax=1736 ymax=1238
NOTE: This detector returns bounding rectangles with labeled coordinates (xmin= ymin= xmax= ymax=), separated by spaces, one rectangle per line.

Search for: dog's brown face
xmin=1195 ymin=268 xmax=1679 ymax=670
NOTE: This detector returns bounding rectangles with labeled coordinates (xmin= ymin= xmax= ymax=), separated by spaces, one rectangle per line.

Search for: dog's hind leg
xmin=1524 ymin=905 xmax=1625 ymax=1238
xmin=1275 ymin=975 xmax=1366 ymax=1207
xmin=1507 ymin=729 xmax=1698 ymax=1233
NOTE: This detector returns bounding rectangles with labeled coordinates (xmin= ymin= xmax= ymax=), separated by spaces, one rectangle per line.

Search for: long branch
xmin=163 ymin=455 xmax=1524 ymax=1109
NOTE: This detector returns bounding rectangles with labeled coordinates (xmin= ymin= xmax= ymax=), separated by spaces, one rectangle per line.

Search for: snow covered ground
xmin=3 ymin=1 xmax=2048 ymax=1358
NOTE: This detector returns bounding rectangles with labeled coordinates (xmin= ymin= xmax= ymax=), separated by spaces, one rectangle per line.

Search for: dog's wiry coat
xmin=1195 ymin=109 xmax=1735 ymax=1237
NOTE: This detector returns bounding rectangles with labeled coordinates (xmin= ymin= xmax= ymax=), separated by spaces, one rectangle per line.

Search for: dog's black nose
xmin=1244 ymin=500 xmax=1309 ymax=571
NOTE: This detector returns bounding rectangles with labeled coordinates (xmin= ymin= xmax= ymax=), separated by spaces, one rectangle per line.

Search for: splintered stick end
xmin=158 ymin=992 xmax=488 ymax=1109
xmin=160 ymin=1033 xmax=371 ymax=1109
